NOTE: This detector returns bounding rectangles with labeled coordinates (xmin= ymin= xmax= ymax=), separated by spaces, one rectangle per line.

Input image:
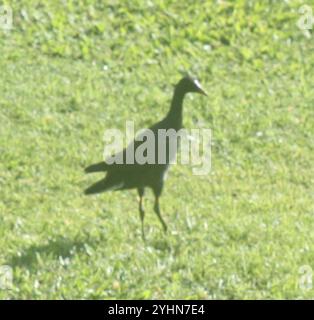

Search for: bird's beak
xmin=198 ymin=87 xmax=208 ymax=96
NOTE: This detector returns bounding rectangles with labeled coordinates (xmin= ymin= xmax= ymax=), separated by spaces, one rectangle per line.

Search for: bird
xmin=84 ymin=75 xmax=207 ymax=239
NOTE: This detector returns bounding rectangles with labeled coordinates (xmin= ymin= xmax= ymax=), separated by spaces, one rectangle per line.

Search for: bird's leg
xmin=153 ymin=196 xmax=167 ymax=233
xmin=139 ymin=197 xmax=145 ymax=240
xmin=138 ymin=188 xmax=145 ymax=240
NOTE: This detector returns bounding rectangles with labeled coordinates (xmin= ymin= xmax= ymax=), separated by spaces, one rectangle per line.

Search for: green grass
xmin=0 ymin=0 xmax=313 ymax=299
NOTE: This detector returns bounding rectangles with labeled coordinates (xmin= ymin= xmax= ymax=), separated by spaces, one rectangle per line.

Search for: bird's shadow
xmin=7 ymin=234 xmax=99 ymax=271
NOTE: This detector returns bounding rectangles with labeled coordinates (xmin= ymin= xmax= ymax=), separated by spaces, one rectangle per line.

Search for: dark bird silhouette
xmin=84 ymin=76 xmax=207 ymax=239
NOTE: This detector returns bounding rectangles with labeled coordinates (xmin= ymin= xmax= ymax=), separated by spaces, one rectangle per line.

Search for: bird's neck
xmin=167 ymin=87 xmax=185 ymax=127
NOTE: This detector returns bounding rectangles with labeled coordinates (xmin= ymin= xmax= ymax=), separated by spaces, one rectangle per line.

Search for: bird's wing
xmin=84 ymin=176 xmax=124 ymax=194
xmin=85 ymin=161 xmax=109 ymax=173
xmin=85 ymin=119 xmax=167 ymax=171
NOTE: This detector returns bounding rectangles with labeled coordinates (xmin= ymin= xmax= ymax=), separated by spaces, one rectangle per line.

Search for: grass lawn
xmin=0 ymin=0 xmax=313 ymax=299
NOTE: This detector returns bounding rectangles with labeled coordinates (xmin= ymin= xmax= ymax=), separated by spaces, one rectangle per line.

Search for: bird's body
xmin=84 ymin=76 xmax=207 ymax=239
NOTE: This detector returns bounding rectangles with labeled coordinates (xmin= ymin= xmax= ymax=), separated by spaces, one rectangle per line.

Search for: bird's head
xmin=176 ymin=76 xmax=207 ymax=96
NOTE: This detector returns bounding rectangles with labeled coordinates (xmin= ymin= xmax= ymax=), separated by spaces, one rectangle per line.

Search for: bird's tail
xmin=84 ymin=178 xmax=121 ymax=195
xmin=84 ymin=161 xmax=109 ymax=173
